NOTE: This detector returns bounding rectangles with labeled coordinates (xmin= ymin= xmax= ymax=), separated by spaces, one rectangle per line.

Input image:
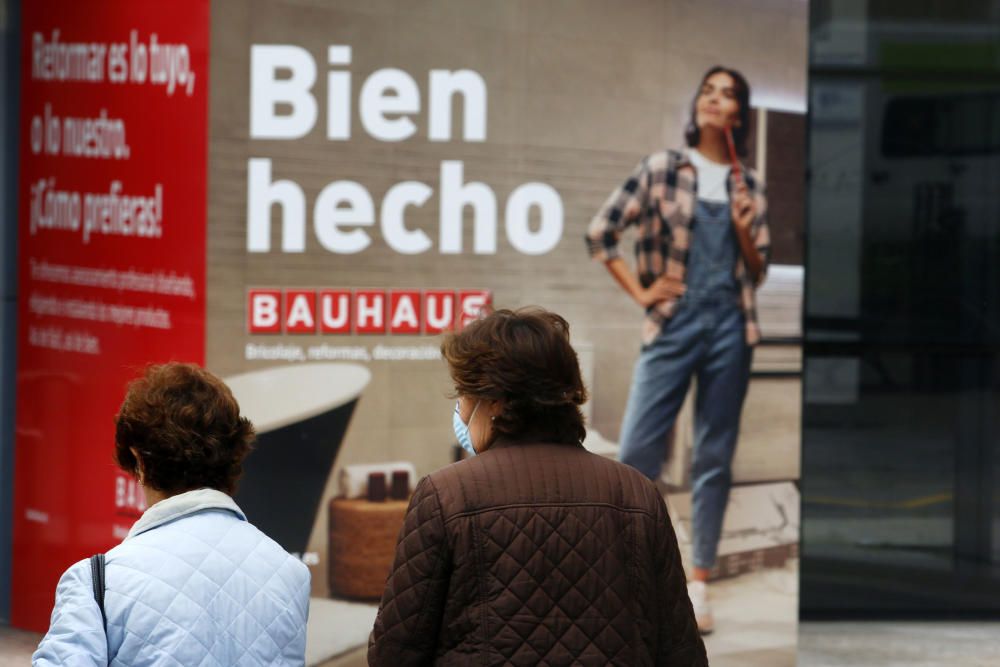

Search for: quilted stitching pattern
xmin=34 ymin=503 xmax=310 ymax=667
xmin=481 ymin=506 xmax=633 ymax=664
xmin=369 ymin=478 xmax=450 ymax=662
xmin=369 ymin=442 xmax=707 ymax=666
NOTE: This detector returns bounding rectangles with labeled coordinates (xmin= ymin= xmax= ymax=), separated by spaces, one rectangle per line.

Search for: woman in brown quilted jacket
xmin=369 ymin=308 xmax=707 ymax=666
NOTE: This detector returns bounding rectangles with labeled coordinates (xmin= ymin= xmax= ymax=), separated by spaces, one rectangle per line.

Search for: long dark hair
xmin=684 ymin=66 xmax=752 ymax=157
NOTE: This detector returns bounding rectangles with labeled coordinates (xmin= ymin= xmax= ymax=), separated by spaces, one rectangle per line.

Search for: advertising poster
xmin=206 ymin=2 xmax=806 ymax=664
xmin=14 ymin=1 xmax=806 ymax=664
xmin=12 ymin=0 xmax=209 ymax=630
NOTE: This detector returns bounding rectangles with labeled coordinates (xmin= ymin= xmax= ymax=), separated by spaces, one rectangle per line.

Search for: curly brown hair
xmin=114 ymin=363 xmax=255 ymax=495
xmin=441 ymin=308 xmax=588 ymax=446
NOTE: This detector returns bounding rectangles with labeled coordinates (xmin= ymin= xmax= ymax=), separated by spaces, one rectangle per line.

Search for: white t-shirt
xmin=688 ymin=148 xmax=731 ymax=203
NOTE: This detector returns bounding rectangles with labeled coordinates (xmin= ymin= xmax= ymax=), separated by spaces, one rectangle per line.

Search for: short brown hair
xmin=114 ymin=363 xmax=255 ymax=495
xmin=441 ymin=308 xmax=588 ymax=446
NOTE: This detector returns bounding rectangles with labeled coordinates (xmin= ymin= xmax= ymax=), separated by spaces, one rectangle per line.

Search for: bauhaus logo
xmin=247 ymin=288 xmax=491 ymax=335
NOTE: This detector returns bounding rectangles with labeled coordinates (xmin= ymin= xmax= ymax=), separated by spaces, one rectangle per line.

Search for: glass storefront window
xmin=802 ymin=0 xmax=1000 ymax=615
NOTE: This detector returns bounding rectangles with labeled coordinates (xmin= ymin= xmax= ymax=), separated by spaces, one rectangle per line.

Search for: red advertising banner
xmin=12 ymin=1 xmax=209 ymax=630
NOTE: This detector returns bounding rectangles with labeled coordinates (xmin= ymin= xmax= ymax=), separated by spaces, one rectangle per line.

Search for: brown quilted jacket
xmin=368 ymin=439 xmax=708 ymax=666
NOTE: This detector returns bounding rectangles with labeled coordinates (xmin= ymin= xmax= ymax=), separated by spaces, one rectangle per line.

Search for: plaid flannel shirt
xmin=586 ymin=148 xmax=770 ymax=346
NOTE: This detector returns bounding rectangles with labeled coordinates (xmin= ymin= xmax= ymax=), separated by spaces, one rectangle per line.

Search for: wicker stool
xmin=327 ymin=497 xmax=408 ymax=600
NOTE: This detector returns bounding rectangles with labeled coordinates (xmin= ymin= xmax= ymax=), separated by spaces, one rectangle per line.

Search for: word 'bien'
xmin=250 ymin=44 xmax=484 ymax=141
xmin=248 ymin=288 xmax=491 ymax=335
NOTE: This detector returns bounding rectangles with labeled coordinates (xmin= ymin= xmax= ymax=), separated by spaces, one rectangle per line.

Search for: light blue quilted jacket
xmin=33 ymin=489 xmax=311 ymax=666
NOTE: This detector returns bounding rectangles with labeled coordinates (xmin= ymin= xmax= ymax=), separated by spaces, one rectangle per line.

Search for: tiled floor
xmin=306 ymin=597 xmax=377 ymax=666
xmin=702 ymin=561 xmax=799 ymax=666
xmin=798 ymin=621 xmax=1000 ymax=667
xmin=0 ymin=626 xmax=41 ymax=666
xmin=7 ymin=584 xmax=1000 ymax=667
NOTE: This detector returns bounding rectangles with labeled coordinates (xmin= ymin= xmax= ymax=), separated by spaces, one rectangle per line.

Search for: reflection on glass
xmin=802 ymin=0 xmax=1000 ymax=615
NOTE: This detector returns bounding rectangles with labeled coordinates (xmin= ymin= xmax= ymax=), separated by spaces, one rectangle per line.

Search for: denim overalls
xmin=618 ymin=198 xmax=753 ymax=569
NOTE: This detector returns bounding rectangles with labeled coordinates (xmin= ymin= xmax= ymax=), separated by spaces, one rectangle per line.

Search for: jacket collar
xmin=126 ymin=488 xmax=246 ymax=540
xmin=487 ymin=435 xmax=584 ymax=451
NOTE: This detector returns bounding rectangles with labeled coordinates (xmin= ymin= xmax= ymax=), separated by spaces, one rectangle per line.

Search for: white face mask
xmin=453 ymin=400 xmax=480 ymax=456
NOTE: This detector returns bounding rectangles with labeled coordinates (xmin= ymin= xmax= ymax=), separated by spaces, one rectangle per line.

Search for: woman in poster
xmin=586 ymin=66 xmax=770 ymax=634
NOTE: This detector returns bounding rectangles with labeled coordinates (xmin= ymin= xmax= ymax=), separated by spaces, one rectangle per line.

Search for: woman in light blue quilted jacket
xmin=33 ymin=363 xmax=311 ymax=667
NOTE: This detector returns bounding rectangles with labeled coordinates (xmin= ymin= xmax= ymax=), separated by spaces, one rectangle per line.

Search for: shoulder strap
xmin=89 ymin=553 xmax=106 ymax=631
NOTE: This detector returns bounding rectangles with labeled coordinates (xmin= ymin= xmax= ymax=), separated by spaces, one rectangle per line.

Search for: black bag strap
xmin=89 ymin=553 xmax=106 ymax=631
